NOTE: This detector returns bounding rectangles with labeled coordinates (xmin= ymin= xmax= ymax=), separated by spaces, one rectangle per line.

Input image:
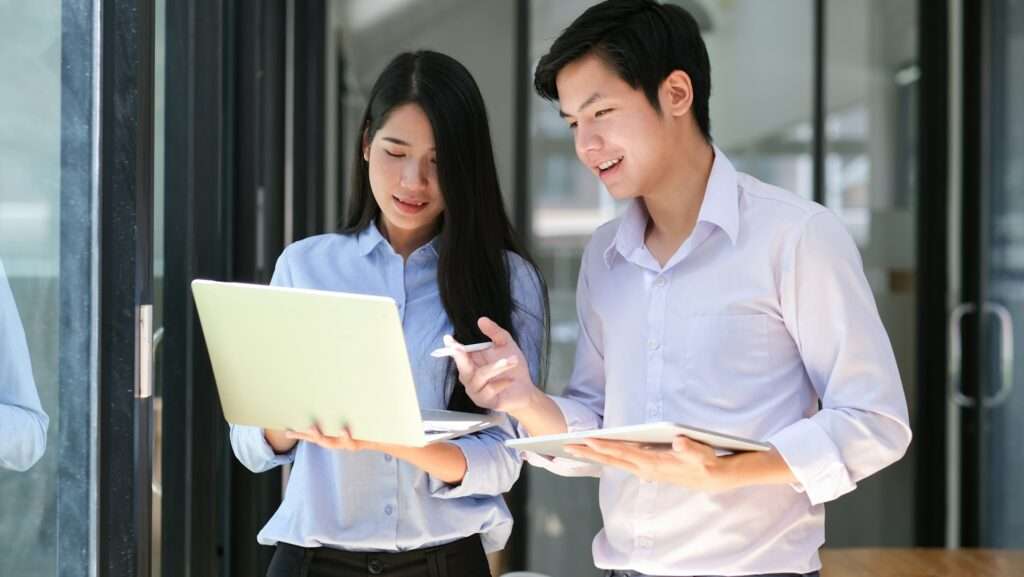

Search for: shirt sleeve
xmin=229 ymin=424 xmax=295 ymax=473
xmin=767 ymin=209 xmax=912 ymax=506
xmin=0 ymin=261 xmax=49 ymax=472
xmin=428 ymin=253 xmax=544 ymax=498
xmin=519 ymin=246 xmax=604 ymax=478
xmin=226 ymin=248 xmax=296 ymax=473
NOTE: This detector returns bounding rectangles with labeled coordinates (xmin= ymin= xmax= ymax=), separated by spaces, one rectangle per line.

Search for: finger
xmin=443 ymin=334 xmax=480 ymax=375
xmin=672 ymin=436 xmax=715 ymax=460
xmin=470 ymin=378 xmax=514 ymax=408
xmin=584 ymin=439 xmax=657 ymax=465
xmin=477 ymin=317 xmax=512 ymax=347
xmin=566 ymin=445 xmax=640 ymax=473
xmin=473 ymin=356 xmax=519 ymax=386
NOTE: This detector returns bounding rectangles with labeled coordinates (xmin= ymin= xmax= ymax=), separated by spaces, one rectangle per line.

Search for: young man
xmin=447 ymin=0 xmax=912 ymax=576
xmin=0 ymin=259 xmax=48 ymax=472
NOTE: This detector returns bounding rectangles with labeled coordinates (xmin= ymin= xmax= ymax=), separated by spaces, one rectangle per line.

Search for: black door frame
xmin=96 ymin=0 xmax=156 ymax=575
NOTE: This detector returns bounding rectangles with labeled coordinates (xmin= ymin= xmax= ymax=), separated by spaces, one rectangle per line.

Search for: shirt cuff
xmin=768 ymin=418 xmax=857 ymax=505
xmin=232 ymin=425 xmax=295 ymax=473
xmin=426 ymin=437 xmax=493 ymax=498
xmin=516 ymin=395 xmax=603 ymax=478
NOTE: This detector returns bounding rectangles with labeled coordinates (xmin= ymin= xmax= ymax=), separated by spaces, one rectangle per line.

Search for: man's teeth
xmin=598 ymin=157 xmax=622 ymax=171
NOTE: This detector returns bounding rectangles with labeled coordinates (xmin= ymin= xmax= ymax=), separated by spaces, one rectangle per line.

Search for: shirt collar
xmin=356 ymin=221 xmax=441 ymax=259
xmin=603 ymin=146 xmax=740 ymax=268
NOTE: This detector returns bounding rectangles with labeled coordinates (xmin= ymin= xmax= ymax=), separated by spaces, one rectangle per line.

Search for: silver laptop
xmin=191 ymin=279 xmax=500 ymax=446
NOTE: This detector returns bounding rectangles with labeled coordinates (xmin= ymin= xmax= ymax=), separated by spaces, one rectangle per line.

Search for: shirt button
xmin=367 ymin=559 xmax=384 ymax=575
xmin=638 ymin=537 xmax=654 ymax=549
xmin=647 ymin=339 xmax=660 ymax=351
xmin=384 ymin=504 xmax=393 ymax=516
xmin=654 ymin=277 xmax=667 ymax=288
xmin=384 ymin=455 xmax=393 ymax=462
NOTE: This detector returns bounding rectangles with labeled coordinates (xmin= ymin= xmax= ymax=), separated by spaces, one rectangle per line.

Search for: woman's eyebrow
xmin=381 ymin=136 xmax=435 ymax=151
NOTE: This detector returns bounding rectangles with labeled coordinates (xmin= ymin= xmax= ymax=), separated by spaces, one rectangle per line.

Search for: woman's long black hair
xmin=341 ymin=50 xmax=549 ymax=413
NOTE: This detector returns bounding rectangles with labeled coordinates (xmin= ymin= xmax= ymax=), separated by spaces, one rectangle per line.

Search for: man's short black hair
xmin=534 ymin=0 xmax=712 ymax=141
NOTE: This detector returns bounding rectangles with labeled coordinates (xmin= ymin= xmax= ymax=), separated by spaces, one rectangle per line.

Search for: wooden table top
xmin=821 ymin=548 xmax=1024 ymax=577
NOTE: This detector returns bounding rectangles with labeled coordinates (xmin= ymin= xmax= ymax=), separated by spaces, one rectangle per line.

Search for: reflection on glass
xmin=822 ymin=0 xmax=918 ymax=546
xmin=0 ymin=259 xmax=49 ymax=473
xmin=0 ymin=1 xmax=62 ymax=575
xmin=983 ymin=0 xmax=1023 ymax=548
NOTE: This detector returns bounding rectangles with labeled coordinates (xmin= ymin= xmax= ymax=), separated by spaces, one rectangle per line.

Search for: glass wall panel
xmin=0 ymin=0 xmax=63 ymax=574
xmin=982 ymin=0 xmax=1024 ymax=548
xmin=823 ymin=0 xmax=919 ymax=547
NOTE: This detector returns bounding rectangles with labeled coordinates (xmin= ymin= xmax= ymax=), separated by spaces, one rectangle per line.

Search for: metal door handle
xmin=948 ymin=301 xmax=1015 ymax=408
xmin=137 ymin=304 xmax=154 ymax=399
xmin=986 ymin=302 xmax=1014 ymax=407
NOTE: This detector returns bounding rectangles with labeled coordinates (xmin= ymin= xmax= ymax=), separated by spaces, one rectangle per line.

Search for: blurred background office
xmin=0 ymin=0 xmax=1022 ymax=576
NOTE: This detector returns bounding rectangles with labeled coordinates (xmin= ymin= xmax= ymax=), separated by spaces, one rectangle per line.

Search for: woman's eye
xmin=385 ymin=150 xmax=405 ymax=158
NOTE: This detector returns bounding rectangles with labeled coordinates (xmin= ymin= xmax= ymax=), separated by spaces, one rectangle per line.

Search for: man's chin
xmin=605 ymin=183 xmax=639 ymax=201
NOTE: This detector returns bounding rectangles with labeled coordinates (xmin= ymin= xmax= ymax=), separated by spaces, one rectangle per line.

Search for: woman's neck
xmin=377 ymin=218 xmax=436 ymax=260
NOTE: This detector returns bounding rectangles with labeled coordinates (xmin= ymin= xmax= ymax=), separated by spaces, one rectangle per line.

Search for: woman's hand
xmin=284 ymin=425 xmax=381 ymax=452
xmin=282 ymin=426 xmax=469 ymax=484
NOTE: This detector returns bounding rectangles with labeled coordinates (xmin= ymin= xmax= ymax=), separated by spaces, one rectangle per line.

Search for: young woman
xmin=229 ymin=50 xmax=547 ymax=577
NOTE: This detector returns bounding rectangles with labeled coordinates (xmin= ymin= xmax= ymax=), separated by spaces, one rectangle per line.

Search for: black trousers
xmin=265 ymin=535 xmax=491 ymax=577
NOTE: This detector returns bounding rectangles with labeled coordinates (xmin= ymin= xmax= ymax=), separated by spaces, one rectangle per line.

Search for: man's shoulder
xmin=736 ymin=172 xmax=827 ymax=225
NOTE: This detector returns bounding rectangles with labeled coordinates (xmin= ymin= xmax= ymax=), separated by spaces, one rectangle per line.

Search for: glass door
xmin=974 ymin=0 xmax=1024 ymax=548
xmin=953 ymin=0 xmax=1024 ymax=549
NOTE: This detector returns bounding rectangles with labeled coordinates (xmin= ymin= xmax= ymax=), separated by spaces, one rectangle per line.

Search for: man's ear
xmin=660 ymin=70 xmax=694 ymax=118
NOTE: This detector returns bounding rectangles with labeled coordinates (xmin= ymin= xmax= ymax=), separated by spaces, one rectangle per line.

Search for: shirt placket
xmin=635 ymin=268 xmax=669 ymax=558
xmin=383 ymin=251 xmax=408 ymax=545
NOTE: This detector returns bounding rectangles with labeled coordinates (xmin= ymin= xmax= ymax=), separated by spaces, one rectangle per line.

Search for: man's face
xmin=555 ymin=53 xmax=677 ymax=200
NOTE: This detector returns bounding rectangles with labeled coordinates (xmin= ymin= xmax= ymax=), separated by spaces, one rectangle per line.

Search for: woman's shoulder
xmin=503 ymin=250 xmax=545 ymax=300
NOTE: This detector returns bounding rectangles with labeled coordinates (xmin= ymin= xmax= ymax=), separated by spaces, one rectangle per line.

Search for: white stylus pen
xmin=430 ymin=342 xmax=494 ymax=358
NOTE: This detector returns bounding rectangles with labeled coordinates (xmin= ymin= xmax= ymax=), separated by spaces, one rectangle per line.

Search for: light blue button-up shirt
xmin=0 ymin=260 xmax=49 ymax=472
xmin=229 ymin=224 xmax=545 ymax=553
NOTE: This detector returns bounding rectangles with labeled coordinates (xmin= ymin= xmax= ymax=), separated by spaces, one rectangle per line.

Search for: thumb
xmin=477 ymin=316 xmax=512 ymax=347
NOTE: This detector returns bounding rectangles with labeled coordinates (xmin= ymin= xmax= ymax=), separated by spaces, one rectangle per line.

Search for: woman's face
xmin=365 ymin=103 xmax=445 ymax=245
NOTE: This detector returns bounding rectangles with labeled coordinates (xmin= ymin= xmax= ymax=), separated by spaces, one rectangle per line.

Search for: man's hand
xmin=445 ymin=317 xmax=540 ymax=413
xmin=564 ymin=436 xmax=797 ymax=491
xmin=564 ymin=436 xmax=735 ymax=490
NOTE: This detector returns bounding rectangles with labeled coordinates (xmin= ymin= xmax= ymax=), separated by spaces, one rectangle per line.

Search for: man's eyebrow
xmin=558 ymin=92 xmax=604 ymax=118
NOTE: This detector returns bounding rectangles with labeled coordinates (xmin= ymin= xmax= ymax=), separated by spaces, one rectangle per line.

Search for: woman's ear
xmin=362 ymin=129 xmax=370 ymax=162
xmin=660 ymin=70 xmax=694 ymax=119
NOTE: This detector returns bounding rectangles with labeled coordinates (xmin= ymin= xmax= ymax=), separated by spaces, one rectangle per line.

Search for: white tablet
xmin=191 ymin=279 xmax=500 ymax=446
xmin=506 ymin=422 xmax=770 ymax=461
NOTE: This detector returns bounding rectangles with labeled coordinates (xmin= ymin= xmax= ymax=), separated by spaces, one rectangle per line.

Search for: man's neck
xmin=641 ymin=140 xmax=715 ymax=265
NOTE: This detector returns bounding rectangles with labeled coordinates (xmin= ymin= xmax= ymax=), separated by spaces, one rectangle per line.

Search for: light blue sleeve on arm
xmin=225 ymin=249 xmax=296 ymax=473
xmin=0 ymin=261 xmax=49 ymax=472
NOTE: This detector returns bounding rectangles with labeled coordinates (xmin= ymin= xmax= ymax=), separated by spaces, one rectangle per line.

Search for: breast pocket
xmin=671 ymin=313 xmax=787 ymax=411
